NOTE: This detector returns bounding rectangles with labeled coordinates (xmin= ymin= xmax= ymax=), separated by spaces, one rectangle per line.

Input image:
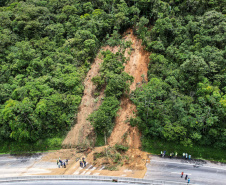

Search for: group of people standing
xmin=57 ymin=157 xmax=87 ymax=168
xmin=160 ymin=151 xmax=192 ymax=184
xmin=183 ymin=153 xmax=192 ymax=160
xmin=79 ymin=157 xmax=86 ymax=168
xmin=161 ymin=151 xmax=178 ymax=158
xmin=181 ymin=172 xmax=190 ymax=184
xmin=160 ymin=151 xmax=191 ymax=160
xmin=57 ymin=158 xmax=68 ymax=168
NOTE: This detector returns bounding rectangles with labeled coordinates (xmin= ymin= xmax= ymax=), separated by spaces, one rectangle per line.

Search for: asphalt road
xmin=0 ymin=154 xmax=55 ymax=177
xmin=0 ymin=180 xmax=137 ymax=185
xmin=144 ymin=155 xmax=226 ymax=185
xmin=0 ymin=154 xmax=226 ymax=185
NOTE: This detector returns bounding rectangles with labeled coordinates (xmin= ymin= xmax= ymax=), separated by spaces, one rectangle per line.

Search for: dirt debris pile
xmin=40 ymin=147 xmax=147 ymax=178
xmin=41 ymin=30 xmax=150 ymax=178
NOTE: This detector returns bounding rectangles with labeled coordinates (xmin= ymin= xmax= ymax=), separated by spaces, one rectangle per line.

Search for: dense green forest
xmin=0 ymin=0 xmax=225 ymax=154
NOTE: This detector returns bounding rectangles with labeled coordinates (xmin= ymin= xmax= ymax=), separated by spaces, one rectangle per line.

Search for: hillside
xmin=0 ymin=0 xmax=225 ymax=161
xmin=40 ymin=31 xmax=149 ymax=177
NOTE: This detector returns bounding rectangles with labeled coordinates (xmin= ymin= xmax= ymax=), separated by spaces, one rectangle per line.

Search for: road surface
xmin=0 ymin=154 xmax=225 ymax=184
xmin=144 ymin=155 xmax=226 ymax=185
xmin=0 ymin=180 xmax=139 ymax=185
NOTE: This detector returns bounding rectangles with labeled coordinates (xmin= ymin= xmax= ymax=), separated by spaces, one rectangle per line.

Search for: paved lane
xmin=0 ymin=154 xmax=55 ymax=177
xmin=0 ymin=180 xmax=137 ymax=185
xmin=144 ymin=155 xmax=226 ymax=185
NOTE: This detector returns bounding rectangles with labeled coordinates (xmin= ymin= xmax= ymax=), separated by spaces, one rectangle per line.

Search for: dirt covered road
xmin=0 ymin=149 xmax=148 ymax=178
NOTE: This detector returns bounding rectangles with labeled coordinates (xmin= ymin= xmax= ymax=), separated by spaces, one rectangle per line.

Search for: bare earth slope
xmin=38 ymin=30 xmax=150 ymax=178
xmin=108 ymin=30 xmax=150 ymax=149
xmin=62 ymin=46 xmax=118 ymax=148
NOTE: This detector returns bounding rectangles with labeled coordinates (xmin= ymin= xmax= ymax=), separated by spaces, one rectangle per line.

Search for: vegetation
xmin=93 ymin=146 xmax=129 ymax=170
xmin=115 ymin=143 xmax=129 ymax=152
xmin=142 ymin=139 xmax=226 ymax=163
xmin=0 ymin=0 xmax=225 ymax=160
xmin=89 ymin=50 xmax=133 ymax=144
xmin=0 ymin=137 xmax=63 ymax=154
xmin=130 ymin=0 xmax=226 ymax=151
xmin=0 ymin=0 xmax=136 ymax=149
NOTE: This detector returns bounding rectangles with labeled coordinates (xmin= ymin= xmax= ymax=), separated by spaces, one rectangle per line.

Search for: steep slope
xmin=62 ymin=46 xmax=118 ymax=148
xmin=63 ymin=29 xmax=150 ymax=151
xmin=108 ymin=30 xmax=150 ymax=149
xmin=34 ymin=30 xmax=150 ymax=178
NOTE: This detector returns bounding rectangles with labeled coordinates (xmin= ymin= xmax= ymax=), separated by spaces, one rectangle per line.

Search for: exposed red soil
xmin=40 ymin=29 xmax=150 ymax=178
xmin=62 ymin=46 xmax=118 ymax=148
xmin=40 ymin=147 xmax=148 ymax=178
xmin=108 ymin=30 xmax=150 ymax=149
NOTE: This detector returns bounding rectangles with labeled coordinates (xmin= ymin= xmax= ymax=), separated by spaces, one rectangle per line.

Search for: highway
xmin=144 ymin=155 xmax=226 ymax=185
xmin=0 ymin=180 xmax=137 ymax=185
xmin=0 ymin=154 xmax=225 ymax=184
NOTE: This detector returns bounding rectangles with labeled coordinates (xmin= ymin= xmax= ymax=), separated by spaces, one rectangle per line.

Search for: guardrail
xmin=0 ymin=175 xmax=194 ymax=185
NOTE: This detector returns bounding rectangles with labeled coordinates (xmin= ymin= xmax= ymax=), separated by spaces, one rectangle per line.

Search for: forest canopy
xmin=0 ymin=0 xmax=225 ymax=150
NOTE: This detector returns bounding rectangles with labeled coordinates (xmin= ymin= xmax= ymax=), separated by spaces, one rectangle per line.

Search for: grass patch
xmin=95 ymin=134 xmax=105 ymax=147
xmin=105 ymin=164 xmax=118 ymax=171
xmin=113 ymin=152 xmax=121 ymax=163
xmin=115 ymin=144 xmax=129 ymax=153
xmin=94 ymin=152 xmax=106 ymax=160
xmin=142 ymin=139 xmax=226 ymax=163
xmin=0 ymin=137 xmax=63 ymax=154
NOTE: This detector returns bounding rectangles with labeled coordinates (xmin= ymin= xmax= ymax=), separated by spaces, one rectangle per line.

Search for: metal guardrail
xmin=0 ymin=175 xmax=193 ymax=185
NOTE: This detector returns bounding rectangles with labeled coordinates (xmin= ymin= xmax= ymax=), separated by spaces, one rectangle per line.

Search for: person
xmin=161 ymin=151 xmax=163 ymax=157
xmin=175 ymin=152 xmax=178 ymax=158
xmin=59 ymin=159 xmax=63 ymax=167
xmin=183 ymin=153 xmax=185 ymax=158
xmin=170 ymin=153 xmax=172 ymax=159
xmin=187 ymin=178 xmax=190 ymax=184
xmin=57 ymin=160 xmax=61 ymax=168
xmin=185 ymin=174 xmax=188 ymax=180
xmin=163 ymin=151 xmax=166 ymax=157
xmin=181 ymin=172 xmax=184 ymax=178
xmin=83 ymin=159 xmax=86 ymax=167
xmin=185 ymin=153 xmax=188 ymax=160
xmin=189 ymin=155 xmax=191 ymax=160
xmin=63 ymin=161 xmax=66 ymax=168
xmin=66 ymin=159 xmax=68 ymax=165
xmin=79 ymin=159 xmax=83 ymax=168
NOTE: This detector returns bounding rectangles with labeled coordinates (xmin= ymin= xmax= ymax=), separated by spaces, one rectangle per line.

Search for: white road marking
xmin=171 ymin=172 xmax=192 ymax=175
xmin=91 ymin=167 xmax=96 ymax=171
xmin=202 ymin=166 xmax=226 ymax=171
xmin=99 ymin=166 xmax=105 ymax=170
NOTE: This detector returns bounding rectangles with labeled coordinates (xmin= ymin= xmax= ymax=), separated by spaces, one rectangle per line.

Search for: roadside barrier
xmin=0 ymin=175 xmax=194 ymax=185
